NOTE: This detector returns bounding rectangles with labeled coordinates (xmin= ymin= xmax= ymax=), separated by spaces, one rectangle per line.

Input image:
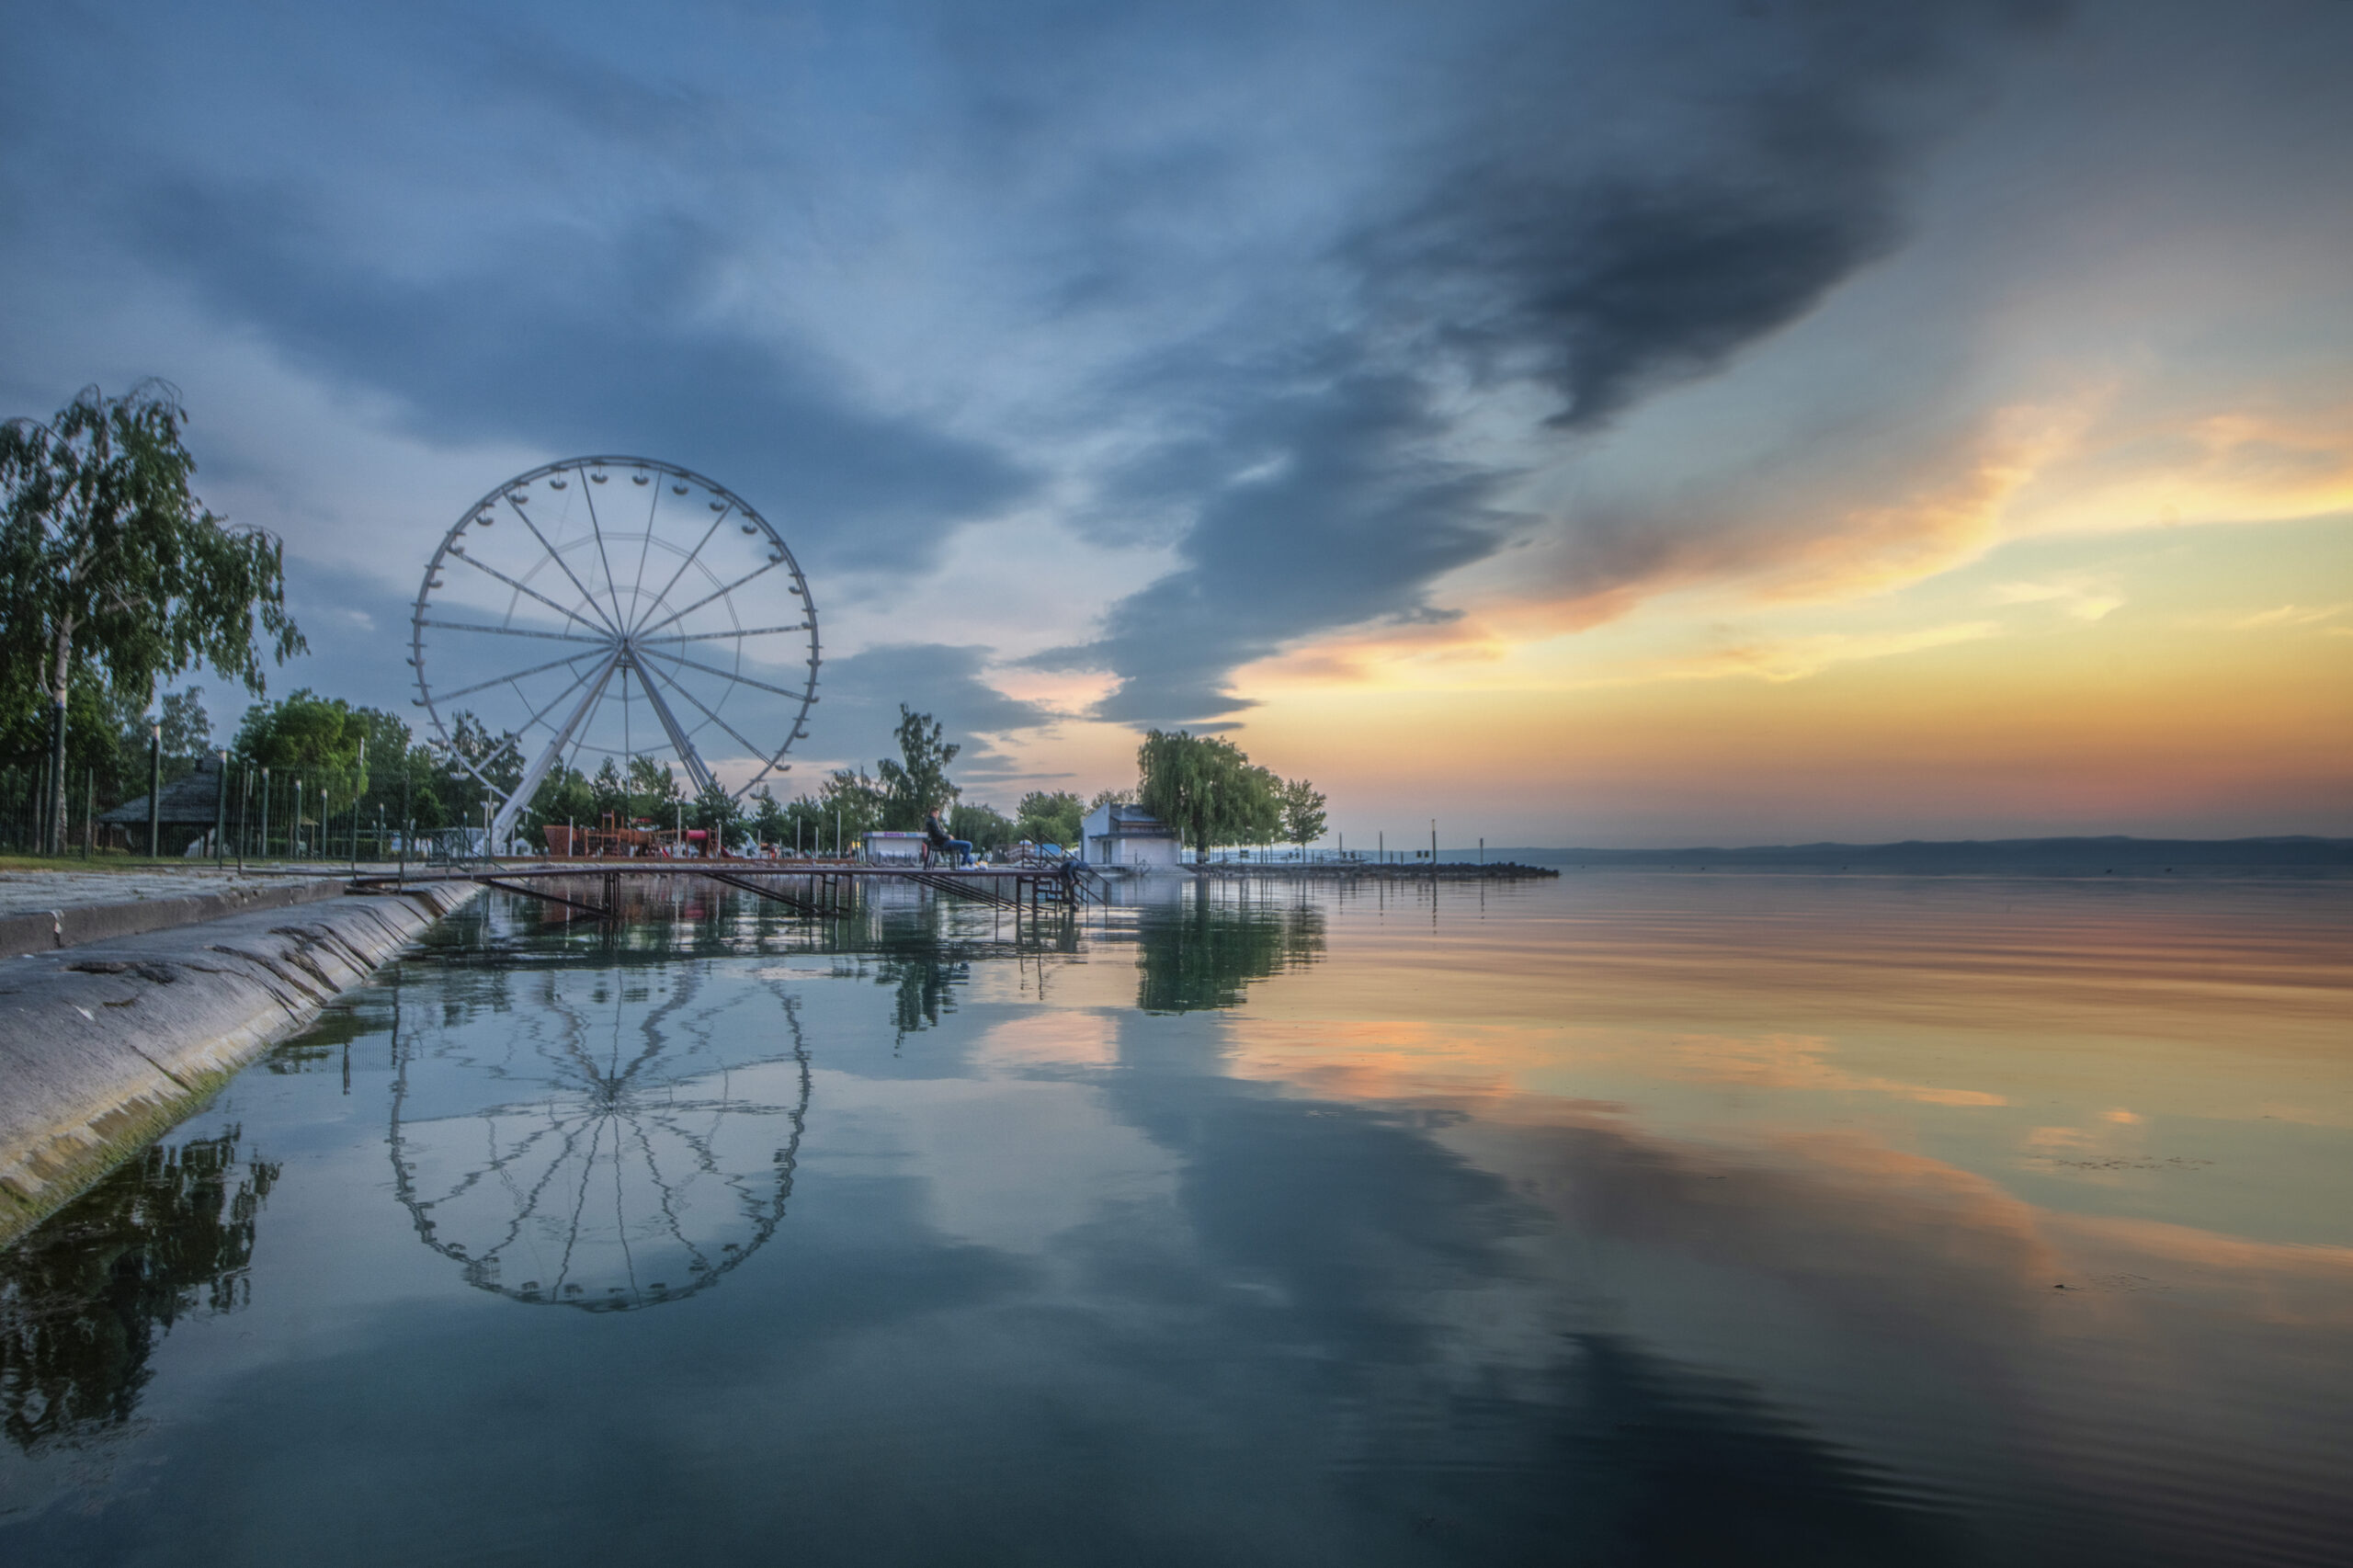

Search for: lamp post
xmin=215 ymin=749 xmax=228 ymax=865
xmin=353 ymin=735 xmax=367 ymax=868
xmin=147 ymin=722 xmax=161 ymax=858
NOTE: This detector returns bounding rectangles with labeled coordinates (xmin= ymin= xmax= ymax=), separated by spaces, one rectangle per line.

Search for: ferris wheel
xmin=410 ymin=456 xmax=819 ymax=841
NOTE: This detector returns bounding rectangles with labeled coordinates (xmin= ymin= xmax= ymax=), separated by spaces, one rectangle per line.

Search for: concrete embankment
xmin=0 ymin=881 xmax=479 ymax=1246
xmin=0 ymin=873 xmax=352 ymax=960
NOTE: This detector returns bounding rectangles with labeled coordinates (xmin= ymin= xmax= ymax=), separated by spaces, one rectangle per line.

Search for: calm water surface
xmin=3 ymin=874 xmax=2347 ymax=1566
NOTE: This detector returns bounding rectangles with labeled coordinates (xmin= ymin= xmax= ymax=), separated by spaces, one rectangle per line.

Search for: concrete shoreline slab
xmin=0 ymin=881 xmax=479 ymax=1246
xmin=0 ymin=875 xmax=352 ymax=960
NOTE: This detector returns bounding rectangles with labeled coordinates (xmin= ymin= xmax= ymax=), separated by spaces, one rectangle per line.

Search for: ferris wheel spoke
xmin=447 ymin=547 xmax=615 ymax=639
xmin=632 ymin=556 xmax=785 ymax=639
xmin=428 ymin=648 xmax=608 ymax=704
xmin=629 ymin=505 xmax=734 ymax=636
xmin=504 ymin=497 xmax=621 ymax=636
xmin=639 ymin=622 xmax=810 ymax=643
xmin=635 ymin=657 xmax=772 ymax=768
xmin=629 ymin=665 xmax=717 ymax=795
xmin=627 ymin=479 xmax=662 ymax=630
xmin=636 ymin=643 xmax=813 ymax=702
xmin=512 ymin=652 xmax=619 ymax=740
xmin=491 ymin=653 xmax=622 ymax=847
xmin=573 ymin=479 xmax=633 ymax=633
xmin=416 ymin=619 xmax=610 ymax=645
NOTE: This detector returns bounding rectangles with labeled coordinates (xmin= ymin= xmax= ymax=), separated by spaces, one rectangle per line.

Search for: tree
xmin=949 ymin=801 xmax=1014 ymax=853
xmin=749 ymin=787 xmax=790 ymax=849
xmin=818 ymin=767 xmax=886 ymax=847
xmin=1280 ymin=778 xmax=1327 ymax=858
xmin=590 ymin=758 xmax=629 ymax=823
xmin=2 ymin=382 xmax=302 ymax=850
xmin=627 ymin=755 xmax=683 ymax=823
xmin=1014 ymin=790 xmax=1084 ymax=848
xmin=528 ymin=764 xmax=597 ymax=839
xmin=1136 ymin=730 xmax=1282 ymax=858
xmin=876 ymin=705 xmax=960 ymax=830
xmin=691 ymin=776 xmax=740 ymax=849
xmin=158 ymin=687 xmax=212 ymax=767
xmin=232 ymin=689 xmax=369 ymax=802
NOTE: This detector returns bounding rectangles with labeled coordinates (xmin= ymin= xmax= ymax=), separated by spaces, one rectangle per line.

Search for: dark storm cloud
xmin=1029 ymin=360 xmax=1512 ymax=722
xmin=1044 ymin=0 xmax=2065 ymax=723
xmin=127 ymin=179 xmax=1028 ymax=573
xmin=813 ymin=642 xmax=1059 ymax=785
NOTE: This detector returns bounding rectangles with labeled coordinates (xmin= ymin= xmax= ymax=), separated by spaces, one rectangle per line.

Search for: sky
xmin=3 ymin=0 xmax=2347 ymax=846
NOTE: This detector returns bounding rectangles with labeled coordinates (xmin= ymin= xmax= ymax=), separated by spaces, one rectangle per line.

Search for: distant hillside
xmin=1456 ymin=837 xmax=2353 ymax=878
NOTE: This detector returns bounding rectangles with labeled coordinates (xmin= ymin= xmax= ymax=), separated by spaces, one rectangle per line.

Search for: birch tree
xmin=1 ymin=382 xmax=301 ymax=850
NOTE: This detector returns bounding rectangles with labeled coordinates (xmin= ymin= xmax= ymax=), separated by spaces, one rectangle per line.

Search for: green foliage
xmin=1135 ymin=730 xmax=1281 ymax=856
xmin=627 ymin=754 xmax=683 ymax=814
xmin=157 ymin=687 xmax=212 ymax=763
xmin=232 ymin=689 xmax=369 ymax=801
xmin=948 ymin=801 xmax=1014 ymax=852
xmin=691 ymin=776 xmax=740 ymax=845
xmin=1280 ymin=777 xmax=1328 ymax=850
xmin=875 ymin=705 xmax=960 ymax=831
xmin=1 ymin=382 xmax=302 ymax=847
xmin=1014 ymin=790 xmax=1084 ymax=848
xmin=749 ymin=786 xmax=790 ymax=846
xmin=590 ymin=758 xmax=629 ymax=821
xmin=529 ymin=765 xmax=597 ymax=832
xmin=820 ymin=767 xmax=886 ymax=843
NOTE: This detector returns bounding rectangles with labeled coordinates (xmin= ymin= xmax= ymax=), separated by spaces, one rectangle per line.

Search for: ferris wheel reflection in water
xmin=388 ymin=960 xmax=812 ymax=1312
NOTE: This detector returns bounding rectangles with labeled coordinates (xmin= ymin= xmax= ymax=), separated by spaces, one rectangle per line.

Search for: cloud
xmin=124 ymin=179 xmax=1030 ymax=574
xmin=812 ymin=642 xmax=1060 ymax=783
xmin=1042 ymin=0 xmax=2066 ymax=723
xmin=1992 ymin=579 xmax=2125 ymax=621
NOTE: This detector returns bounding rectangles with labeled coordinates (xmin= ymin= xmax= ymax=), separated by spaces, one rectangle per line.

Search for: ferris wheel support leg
xmin=630 ymin=658 xmax=720 ymax=799
xmin=492 ymin=653 xmax=620 ymax=849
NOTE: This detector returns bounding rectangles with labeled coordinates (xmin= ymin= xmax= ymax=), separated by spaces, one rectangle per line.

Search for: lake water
xmin=2 ymin=874 xmax=2347 ymax=1566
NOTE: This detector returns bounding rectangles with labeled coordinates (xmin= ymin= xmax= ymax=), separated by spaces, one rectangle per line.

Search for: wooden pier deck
xmin=352 ymin=858 xmax=1101 ymax=921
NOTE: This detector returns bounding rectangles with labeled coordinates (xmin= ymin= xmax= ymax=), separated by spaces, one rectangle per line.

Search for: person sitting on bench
xmin=925 ymin=809 xmax=973 ymax=868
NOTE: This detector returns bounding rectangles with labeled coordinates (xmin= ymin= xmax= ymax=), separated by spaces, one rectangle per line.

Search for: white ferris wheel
xmin=409 ymin=457 xmax=819 ymax=842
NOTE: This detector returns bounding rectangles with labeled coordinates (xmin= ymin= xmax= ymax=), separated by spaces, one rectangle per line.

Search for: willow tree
xmin=1136 ymin=729 xmax=1282 ymax=858
xmin=1 ymin=382 xmax=302 ymax=851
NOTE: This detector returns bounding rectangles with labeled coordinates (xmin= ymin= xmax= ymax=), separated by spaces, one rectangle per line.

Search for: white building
xmin=1080 ymin=803 xmax=1185 ymax=869
xmin=862 ymin=830 xmax=929 ymax=864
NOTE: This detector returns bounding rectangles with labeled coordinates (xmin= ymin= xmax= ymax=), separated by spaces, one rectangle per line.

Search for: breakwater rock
xmin=0 ymin=882 xmax=478 ymax=1246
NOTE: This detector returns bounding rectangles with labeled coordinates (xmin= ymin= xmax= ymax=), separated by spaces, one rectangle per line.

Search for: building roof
xmin=97 ymin=756 xmax=229 ymax=826
xmin=1094 ymin=804 xmax=1176 ymax=836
